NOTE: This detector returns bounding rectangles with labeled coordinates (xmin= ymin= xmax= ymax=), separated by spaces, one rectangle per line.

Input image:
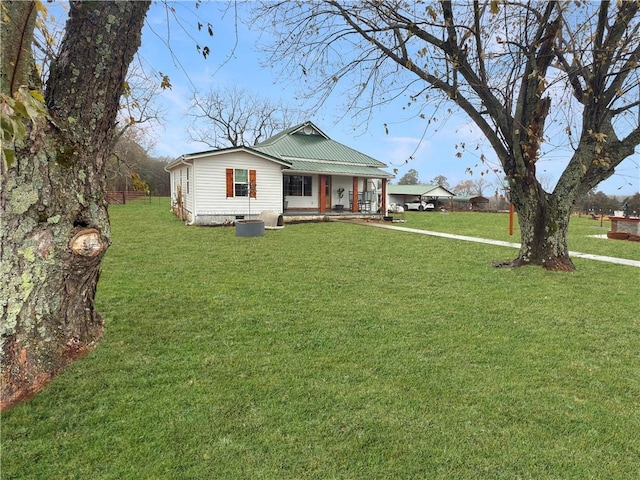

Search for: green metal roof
xmin=254 ymin=121 xmax=389 ymax=170
xmin=286 ymin=159 xmax=393 ymax=178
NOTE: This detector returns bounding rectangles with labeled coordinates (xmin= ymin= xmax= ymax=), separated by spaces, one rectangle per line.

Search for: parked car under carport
xmin=403 ymin=200 xmax=435 ymax=211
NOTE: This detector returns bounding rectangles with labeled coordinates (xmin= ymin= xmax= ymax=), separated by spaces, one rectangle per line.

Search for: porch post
xmin=352 ymin=177 xmax=359 ymax=213
xmin=319 ymin=175 xmax=326 ymax=214
xmin=381 ymin=178 xmax=387 ymax=214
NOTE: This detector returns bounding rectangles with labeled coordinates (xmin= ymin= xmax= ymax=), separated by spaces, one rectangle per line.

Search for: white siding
xmin=178 ymin=166 xmax=194 ymax=217
xmin=168 ymin=166 xmax=194 ymax=222
xmin=332 ymin=178 xmax=353 ymax=207
xmin=193 ymin=151 xmax=284 ymax=224
xmin=170 ymin=170 xmax=178 ymax=203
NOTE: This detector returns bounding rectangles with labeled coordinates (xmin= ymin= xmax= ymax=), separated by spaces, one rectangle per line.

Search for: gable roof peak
xmin=256 ymin=121 xmax=329 ymax=147
xmin=290 ymin=121 xmax=329 ymax=139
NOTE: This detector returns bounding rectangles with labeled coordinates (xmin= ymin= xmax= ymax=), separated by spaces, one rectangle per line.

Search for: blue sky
xmin=53 ymin=1 xmax=640 ymax=196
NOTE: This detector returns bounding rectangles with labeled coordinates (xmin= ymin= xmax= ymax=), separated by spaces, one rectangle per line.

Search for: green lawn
xmin=3 ymin=198 xmax=639 ymax=479
xmin=401 ymin=209 xmax=639 ymax=260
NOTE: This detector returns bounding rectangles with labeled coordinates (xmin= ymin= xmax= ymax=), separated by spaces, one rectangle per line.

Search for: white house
xmin=166 ymin=146 xmax=288 ymax=225
xmin=165 ymin=121 xmax=393 ymax=225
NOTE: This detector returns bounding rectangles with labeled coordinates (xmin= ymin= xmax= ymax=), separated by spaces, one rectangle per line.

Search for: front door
xmin=324 ymin=176 xmax=331 ymax=210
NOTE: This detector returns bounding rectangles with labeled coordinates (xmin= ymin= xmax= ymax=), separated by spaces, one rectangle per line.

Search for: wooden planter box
xmin=607 ymin=216 xmax=640 ymax=241
xmin=606 ymin=231 xmax=629 ymax=240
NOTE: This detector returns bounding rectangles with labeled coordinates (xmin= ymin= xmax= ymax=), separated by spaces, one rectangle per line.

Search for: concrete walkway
xmin=362 ymin=222 xmax=640 ymax=268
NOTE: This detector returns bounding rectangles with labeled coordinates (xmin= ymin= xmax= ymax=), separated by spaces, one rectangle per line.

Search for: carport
xmin=387 ymin=184 xmax=455 ymax=210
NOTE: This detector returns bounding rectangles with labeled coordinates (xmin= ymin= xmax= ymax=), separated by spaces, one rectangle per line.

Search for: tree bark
xmin=1 ymin=1 xmax=150 ymax=410
xmin=504 ymin=183 xmax=575 ymax=271
xmin=0 ymin=1 xmax=37 ymax=97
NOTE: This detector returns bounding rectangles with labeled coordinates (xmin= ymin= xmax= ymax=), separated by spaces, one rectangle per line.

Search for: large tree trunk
xmin=1 ymin=1 xmax=150 ymax=410
xmin=507 ymin=184 xmax=576 ymax=271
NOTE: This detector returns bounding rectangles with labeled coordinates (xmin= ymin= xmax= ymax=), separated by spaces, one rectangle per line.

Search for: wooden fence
xmin=107 ymin=191 xmax=147 ymax=204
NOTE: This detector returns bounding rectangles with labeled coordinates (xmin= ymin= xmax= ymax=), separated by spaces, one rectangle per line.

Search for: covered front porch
xmin=283 ymin=173 xmax=390 ymax=216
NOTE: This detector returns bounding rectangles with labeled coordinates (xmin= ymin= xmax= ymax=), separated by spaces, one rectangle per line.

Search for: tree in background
xmin=453 ymin=180 xmax=475 ymax=196
xmin=1 ymin=1 xmax=150 ymax=409
xmin=625 ymin=193 xmax=640 ymax=216
xmin=115 ymin=59 xmax=166 ymax=143
xmin=108 ymin=128 xmax=170 ymax=196
xmin=397 ymin=168 xmax=420 ymax=185
xmin=131 ymin=172 xmax=150 ymax=194
xmin=577 ymin=190 xmax=621 ymax=215
xmin=454 ymin=177 xmax=490 ymax=196
xmin=188 ymin=85 xmax=307 ymax=148
xmin=257 ymin=1 xmax=640 ymax=270
xmin=429 ymin=175 xmax=450 ymax=189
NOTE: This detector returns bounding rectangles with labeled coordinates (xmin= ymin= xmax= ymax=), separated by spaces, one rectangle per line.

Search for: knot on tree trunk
xmin=69 ymin=228 xmax=104 ymax=257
